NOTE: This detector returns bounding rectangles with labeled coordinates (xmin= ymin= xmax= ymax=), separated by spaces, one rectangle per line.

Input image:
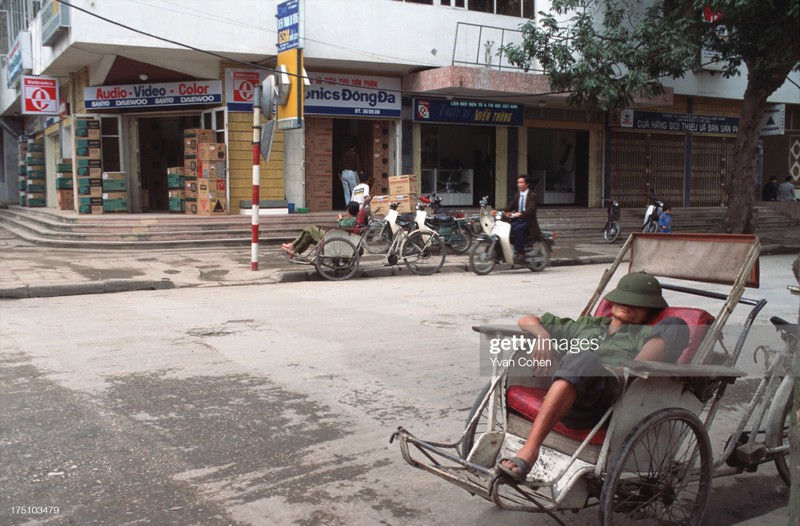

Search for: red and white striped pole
xmin=250 ymin=84 xmax=262 ymax=271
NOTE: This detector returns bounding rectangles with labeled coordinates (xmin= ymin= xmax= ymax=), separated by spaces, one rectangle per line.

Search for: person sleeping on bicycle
xmin=497 ymin=272 xmax=689 ymax=482
xmin=503 ymin=174 xmax=541 ymax=264
xmin=282 ymin=201 xmax=361 ymax=258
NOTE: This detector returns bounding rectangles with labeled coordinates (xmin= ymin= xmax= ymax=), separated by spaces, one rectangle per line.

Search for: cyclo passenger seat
xmin=506 ymin=302 xmax=715 ymax=444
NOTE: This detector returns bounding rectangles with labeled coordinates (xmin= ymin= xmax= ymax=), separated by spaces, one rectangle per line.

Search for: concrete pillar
xmin=284 ymin=128 xmax=305 ymax=208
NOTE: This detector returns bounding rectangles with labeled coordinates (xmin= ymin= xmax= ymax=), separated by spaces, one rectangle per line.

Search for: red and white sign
xmin=224 ymin=68 xmax=268 ymax=112
xmin=22 ymin=76 xmax=59 ymax=115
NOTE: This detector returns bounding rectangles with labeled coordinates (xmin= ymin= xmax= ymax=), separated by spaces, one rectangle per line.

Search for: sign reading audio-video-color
xmin=84 ymin=81 xmax=223 ymax=109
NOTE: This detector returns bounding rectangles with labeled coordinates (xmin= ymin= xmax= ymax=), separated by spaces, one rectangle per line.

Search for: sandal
xmin=496 ymin=456 xmax=532 ymax=483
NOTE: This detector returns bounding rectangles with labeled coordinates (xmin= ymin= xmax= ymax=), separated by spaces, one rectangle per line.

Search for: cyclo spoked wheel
xmin=448 ymin=222 xmax=472 ymax=254
xmin=528 ymin=240 xmax=550 ymax=272
xmin=468 ymin=240 xmax=495 ymax=275
xmin=364 ymin=220 xmax=391 ymax=254
xmin=604 ymin=221 xmax=622 ymax=243
xmin=772 ymin=390 xmax=793 ymax=486
xmin=461 ymin=382 xmax=505 ymax=459
xmin=314 ymin=237 xmax=360 ymax=281
xmin=599 ymin=408 xmax=712 ymax=526
xmin=403 ymin=230 xmax=445 ymax=275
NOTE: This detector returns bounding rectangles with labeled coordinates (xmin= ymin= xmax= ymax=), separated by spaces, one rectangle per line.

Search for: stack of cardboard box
xmin=370 ymin=174 xmax=421 ymax=215
xmin=75 ymin=118 xmax=103 ymax=214
xmin=370 ymin=122 xmax=391 ymax=197
xmin=102 ymin=172 xmax=128 ymax=213
xmin=183 ymin=129 xmax=227 ymax=215
xmin=17 ymin=141 xmax=27 ymax=206
xmin=304 ymin=118 xmax=333 ymax=211
xmin=25 ymin=139 xmax=46 ymax=207
xmin=167 ymin=167 xmax=185 ymax=213
xmin=55 ymin=159 xmax=74 ymax=210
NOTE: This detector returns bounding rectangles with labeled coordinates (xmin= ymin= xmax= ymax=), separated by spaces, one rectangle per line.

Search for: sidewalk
xmin=1 ymin=228 xmax=797 ymax=299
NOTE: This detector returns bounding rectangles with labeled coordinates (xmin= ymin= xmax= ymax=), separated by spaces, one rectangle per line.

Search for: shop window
xmin=468 ymin=0 xmax=493 ymax=13
xmin=202 ymin=108 xmax=226 ymax=143
xmin=100 ymin=116 xmax=121 ymax=172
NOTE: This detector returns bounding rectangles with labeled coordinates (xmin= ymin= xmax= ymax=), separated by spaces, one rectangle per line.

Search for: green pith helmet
xmin=604 ymin=271 xmax=667 ymax=309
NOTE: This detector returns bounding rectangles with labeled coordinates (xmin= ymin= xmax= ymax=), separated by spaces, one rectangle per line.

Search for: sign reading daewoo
xmin=84 ymin=80 xmax=222 ymax=109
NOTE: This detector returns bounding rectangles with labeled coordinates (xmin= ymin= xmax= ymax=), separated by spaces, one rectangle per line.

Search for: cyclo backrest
xmin=593 ymin=299 xmax=715 ymax=364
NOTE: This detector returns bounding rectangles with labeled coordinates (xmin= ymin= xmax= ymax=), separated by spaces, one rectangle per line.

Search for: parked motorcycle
xmin=602 ymin=198 xmax=622 ymax=243
xmin=468 ymin=196 xmax=554 ymax=275
xmin=415 ymin=196 xmax=472 ymax=254
xmin=642 ymin=196 xmax=664 ymax=233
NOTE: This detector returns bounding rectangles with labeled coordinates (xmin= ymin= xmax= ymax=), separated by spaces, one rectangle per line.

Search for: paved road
xmin=1 ymin=258 xmax=795 ymax=525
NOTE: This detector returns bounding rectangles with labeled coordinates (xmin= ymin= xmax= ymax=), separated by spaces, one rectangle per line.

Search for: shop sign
xmin=759 ymin=104 xmax=785 ymax=136
xmin=225 ymin=68 xmax=269 ymax=112
xmin=277 ymin=0 xmax=302 ymax=52
xmin=618 ymin=110 xmax=739 ymax=135
xmin=6 ymin=31 xmax=32 ymax=89
xmin=21 ymin=76 xmax=60 ymax=115
xmin=413 ymin=98 xmax=524 ymax=126
xmin=41 ymin=0 xmax=71 ymax=47
xmin=305 ymin=73 xmax=401 ymax=118
xmin=84 ymin=80 xmax=222 ymax=109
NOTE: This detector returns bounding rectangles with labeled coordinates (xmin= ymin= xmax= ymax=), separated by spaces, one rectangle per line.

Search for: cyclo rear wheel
xmin=403 ymin=230 xmax=445 ymax=275
xmin=599 ymin=408 xmax=712 ymax=525
xmin=314 ymin=237 xmax=360 ymax=281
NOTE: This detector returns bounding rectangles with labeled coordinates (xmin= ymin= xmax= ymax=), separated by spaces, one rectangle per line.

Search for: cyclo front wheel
xmin=599 ymin=408 xmax=712 ymax=526
xmin=314 ymin=237 xmax=360 ymax=281
xmin=403 ymin=230 xmax=445 ymax=275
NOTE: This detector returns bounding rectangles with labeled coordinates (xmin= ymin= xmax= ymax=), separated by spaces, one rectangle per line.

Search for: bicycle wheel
xmin=314 ymin=237 xmax=359 ymax=281
xmin=527 ymin=240 xmax=550 ymax=272
xmin=448 ymin=222 xmax=472 ymax=254
xmin=599 ymin=408 xmax=712 ymax=526
xmin=403 ymin=230 xmax=445 ymax=275
xmin=603 ymin=221 xmax=622 ymax=243
xmin=771 ymin=391 xmax=793 ymax=486
xmin=468 ymin=240 xmax=496 ymax=276
xmin=364 ymin=220 xmax=391 ymax=254
xmin=461 ymin=382 xmax=506 ymax=459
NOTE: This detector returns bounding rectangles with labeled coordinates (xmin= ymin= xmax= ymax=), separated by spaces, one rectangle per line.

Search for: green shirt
xmin=337 ymin=216 xmax=357 ymax=228
xmin=538 ymin=313 xmax=658 ymax=366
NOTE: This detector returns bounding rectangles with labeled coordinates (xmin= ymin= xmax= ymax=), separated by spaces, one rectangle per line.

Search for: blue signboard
xmin=413 ymin=98 xmax=524 ymax=126
xmin=83 ymin=81 xmax=222 ymax=109
xmin=277 ymin=0 xmax=300 ymax=52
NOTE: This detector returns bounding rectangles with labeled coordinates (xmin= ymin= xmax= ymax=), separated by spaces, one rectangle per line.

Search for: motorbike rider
xmin=504 ymin=174 xmax=541 ymax=263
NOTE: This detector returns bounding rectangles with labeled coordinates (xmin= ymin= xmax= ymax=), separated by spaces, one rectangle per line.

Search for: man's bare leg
xmin=501 ymin=379 xmax=578 ymax=476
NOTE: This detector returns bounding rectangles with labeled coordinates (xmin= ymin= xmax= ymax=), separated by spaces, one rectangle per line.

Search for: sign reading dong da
xmin=84 ymin=80 xmax=222 ymax=109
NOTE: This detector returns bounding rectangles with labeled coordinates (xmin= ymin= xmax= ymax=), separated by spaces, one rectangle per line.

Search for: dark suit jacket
xmin=504 ymin=190 xmax=541 ymax=238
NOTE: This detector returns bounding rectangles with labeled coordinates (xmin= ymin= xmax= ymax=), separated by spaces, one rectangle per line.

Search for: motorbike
xmin=468 ymin=196 xmax=554 ymax=275
xmin=415 ymin=196 xmax=472 ymax=254
xmin=602 ymin=198 xmax=622 ymax=243
xmin=642 ymin=196 xmax=664 ymax=233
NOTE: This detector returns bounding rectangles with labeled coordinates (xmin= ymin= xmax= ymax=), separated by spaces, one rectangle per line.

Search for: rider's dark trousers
xmin=510 ymin=218 xmax=528 ymax=254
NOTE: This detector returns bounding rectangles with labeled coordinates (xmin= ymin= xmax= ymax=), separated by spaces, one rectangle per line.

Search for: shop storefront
xmin=412 ymin=97 xmax=524 ymax=207
xmin=304 ymin=72 xmax=401 ymax=211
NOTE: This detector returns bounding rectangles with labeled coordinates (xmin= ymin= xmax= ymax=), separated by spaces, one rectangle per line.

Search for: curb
xmin=0 ymin=278 xmax=175 ymax=299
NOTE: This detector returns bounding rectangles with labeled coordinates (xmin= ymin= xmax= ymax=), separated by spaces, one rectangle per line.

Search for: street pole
xmin=251 ymin=84 xmax=262 ymax=271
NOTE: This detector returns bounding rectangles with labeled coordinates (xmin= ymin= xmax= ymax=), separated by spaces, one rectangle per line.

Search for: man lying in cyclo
xmin=497 ymin=272 xmax=689 ymax=482
xmin=282 ymin=201 xmax=366 ymax=258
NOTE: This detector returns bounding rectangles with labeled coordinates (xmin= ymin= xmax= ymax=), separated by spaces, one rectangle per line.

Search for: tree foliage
xmin=502 ymin=0 xmax=800 ymax=233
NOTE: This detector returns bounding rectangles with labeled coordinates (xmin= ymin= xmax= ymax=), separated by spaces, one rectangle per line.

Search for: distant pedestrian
xmin=339 ymin=140 xmax=361 ymax=205
xmin=658 ymin=205 xmax=672 ymax=233
xmin=762 ymin=176 xmax=779 ymax=201
xmin=777 ymin=176 xmax=796 ymax=201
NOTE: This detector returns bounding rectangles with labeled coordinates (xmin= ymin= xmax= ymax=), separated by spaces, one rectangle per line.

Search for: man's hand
xmin=519 ymin=315 xmax=553 ymax=375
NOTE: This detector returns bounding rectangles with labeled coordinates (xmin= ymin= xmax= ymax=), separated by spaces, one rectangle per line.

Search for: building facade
xmin=1 ymin=0 xmax=798 ymax=216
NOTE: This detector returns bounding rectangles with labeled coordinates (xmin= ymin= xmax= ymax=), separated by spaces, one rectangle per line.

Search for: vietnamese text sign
xmin=22 ymin=76 xmax=59 ymax=115
xmin=760 ymin=104 xmax=785 ymax=136
xmin=225 ymin=68 xmax=269 ymax=112
xmin=619 ymin=110 xmax=739 ymax=135
xmin=413 ymin=98 xmax=524 ymax=126
xmin=84 ymin=80 xmax=222 ymax=109
xmin=7 ymin=32 xmax=32 ymax=89
xmin=305 ymin=72 xmax=400 ymax=118
xmin=277 ymin=0 xmax=301 ymax=52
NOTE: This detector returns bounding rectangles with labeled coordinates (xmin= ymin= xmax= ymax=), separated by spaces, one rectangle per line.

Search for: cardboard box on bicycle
xmin=388 ymin=174 xmax=420 ymax=196
xmin=369 ymin=193 xmax=418 ymax=215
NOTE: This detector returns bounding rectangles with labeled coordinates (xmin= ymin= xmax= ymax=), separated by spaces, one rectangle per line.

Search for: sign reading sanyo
xmin=84 ymin=80 xmax=223 ymax=109
xmin=304 ymin=73 xmax=400 ymax=117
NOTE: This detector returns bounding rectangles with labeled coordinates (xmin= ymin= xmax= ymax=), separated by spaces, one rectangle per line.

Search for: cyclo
xmin=284 ymin=200 xmax=446 ymax=281
xmin=392 ymin=233 xmax=792 ymax=525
